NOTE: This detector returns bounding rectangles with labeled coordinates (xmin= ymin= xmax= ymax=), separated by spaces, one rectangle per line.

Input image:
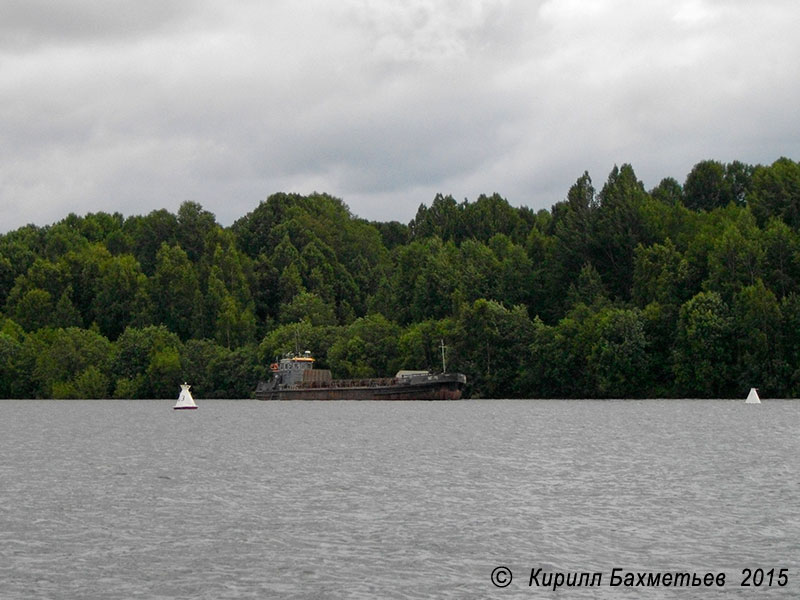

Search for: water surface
xmin=1 ymin=399 xmax=798 ymax=598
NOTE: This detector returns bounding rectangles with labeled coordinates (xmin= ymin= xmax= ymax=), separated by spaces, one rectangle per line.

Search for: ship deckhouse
xmin=271 ymin=351 xmax=315 ymax=386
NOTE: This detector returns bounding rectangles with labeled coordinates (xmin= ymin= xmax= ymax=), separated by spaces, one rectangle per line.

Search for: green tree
xmin=0 ymin=228 xmax=41 ymax=303
xmin=300 ymin=240 xmax=337 ymax=303
xmin=779 ymin=294 xmax=800 ymax=396
xmin=93 ymin=254 xmax=150 ymax=339
xmin=586 ymin=307 xmax=651 ymax=398
xmin=590 ymin=164 xmax=651 ymax=300
xmin=410 ymin=194 xmax=461 ymax=241
xmin=748 ymin=157 xmax=800 ymax=228
xmin=731 ymin=280 xmax=786 ymax=397
xmin=462 ymin=193 xmax=528 ymax=244
xmin=567 ymin=263 xmax=609 ymax=309
xmin=78 ymin=212 xmax=125 ymax=244
xmin=251 ymin=253 xmax=280 ymax=327
xmin=277 ymin=263 xmax=305 ymax=306
xmin=328 ymin=314 xmax=402 ymax=378
xmin=13 ymin=289 xmax=54 ymax=331
xmin=0 ymin=327 xmax=23 ymax=398
xmin=726 ymin=161 xmax=755 ymax=206
xmin=456 ymin=240 xmax=499 ymax=304
xmin=147 ymin=346 xmax=183 ymax=399
xmin=111 ymin=325 xmax=183 ymax=398
xmin=762 ymin=218 xmax=800 ymax=298
xmin=232 ymin=192 xmax=302 ymax=256
xmin=206 ymin=234 xmax=254 ymax=306
xmin=389 ymin=237 xmax=459 ymax=323
xmin=59 ymin=243 xmax=113 ymax=325
xmin=524 ymin=225 xmax=558 ymax=321
xmin=150 ymin=243 xmax=203 ymax=340
xmin=258 ymin=321 xmax=340 ymax=370
xmin=650 ymin=177 xmax=683 ymax=205
xmin=705 ymin=215 xmax=763 ymax=299
xmin=124 ymin=209 xmax=178 ymax=275
xmin=176 ymin=201 xmax=217 ymax=263
xmin=527 ymin=317 xmax=583 ymax=397
xmin=42 ymin=220 xmax=89 ymax=260
xmin=549 ymin=172 xmax=596 ymax=314
xmin=641 ymin=301 xmax=679 ymax=396
xmin=207 ymin=344 xmax=261 ymax=398
xmin=683 ymin=160 xmax=730 ymax=211
xmin=452 ymin=299 xmax=534 ymax=398
xmin=31 ymin=327 xmax=114 ymax=398
xmin=489 ymin=234 xmax=535 ymax=309
xmin=53 ymin=288 xmax=82 ymax=328
xmin=397 ymin=319 xmax=457 ymax=372
xmin=0 ymin=255 xmax=15 ymax=308
xmin=632 ymin=239 xmax=689 ymax=308
xmin=53 ymin=366 xmax=110 ymax=399
xmin=5 ymin=257 xmax=67 ymax=314
xmin=372 ymin=220 xmax=410 ymax=250
xmin=205 ymin=256 xmax=257 ymax=348
xmin=14 ymin=327 xmax=54 ymax=397
xmin=234 ymin=192 xmax=388 ymax=319
xmin=673 ymin=291 xmax=735 ymax=397
xmin=280 ymin=291 xmax=337 ymax=326
xmin=180 ymin=338 xmax=227 ymax=398
xmin=214 ymin=294 xmax=256 ymax=349
xmin=6 ymin=156 xmax=800 ymax=399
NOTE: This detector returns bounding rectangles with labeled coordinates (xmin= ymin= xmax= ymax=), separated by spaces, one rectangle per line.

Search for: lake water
xmin=1 ymin=399 xmax=798 ymax=599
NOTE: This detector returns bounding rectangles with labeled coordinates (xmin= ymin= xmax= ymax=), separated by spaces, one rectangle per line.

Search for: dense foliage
xmin=2 ymin=157 xmax=800 ymax=398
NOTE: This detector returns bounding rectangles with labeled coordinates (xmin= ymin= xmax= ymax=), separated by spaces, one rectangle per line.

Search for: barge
xmin=255 ymin=351 xmax=467 ymax=401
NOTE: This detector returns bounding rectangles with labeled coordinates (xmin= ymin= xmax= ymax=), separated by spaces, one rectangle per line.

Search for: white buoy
xmin=745 ymin=387 xmax=761 ymax=404
xmin=174 ymin=383 xmax=198 ymax=410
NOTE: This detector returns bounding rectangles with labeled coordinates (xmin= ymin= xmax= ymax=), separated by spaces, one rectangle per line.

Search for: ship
xmin=255 ymin=348 xmax=467 ymax=401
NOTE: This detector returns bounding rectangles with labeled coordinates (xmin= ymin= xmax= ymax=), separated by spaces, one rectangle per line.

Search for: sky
xmin=2 ymin=0 xmax=799 ymax=232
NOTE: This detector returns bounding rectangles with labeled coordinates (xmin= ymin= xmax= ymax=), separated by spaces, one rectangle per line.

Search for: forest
xmin=1 ymin=157 xmax=800 ymax=399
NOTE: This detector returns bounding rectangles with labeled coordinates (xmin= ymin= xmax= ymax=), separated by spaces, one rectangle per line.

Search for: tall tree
xmin=762 ymin=218 xmax=800 ymax=298
xmin=410 ymin=194 xmax=461 ymax=241
xmin=705 ymin=215 xmax=764 ymax=299
xmin=124 ymin=209 xmax=178 ymax=275
xmin=451 ymin=299 xmax=534 ymax=398
xmin=591 ymin=164 xmax=651 ymax=300
xmin=12 ymin=289 xmax=54 ymax=331
xmin=683 ymin=160 xmax=731 ymax=211
xmin=328 ymin=314 xmax=401 ymax=378
xmin=31 ymin=327 xmax=114 ymax=398
xmin=549 ymin=172 xmax=596 ymax=313
xmin=632 ymin=239 xmax=689 ymax=309
xmin=731 ymin=280 xmax=786 ymax=397
xmin=586 ymin=307 xmax=651 ymax=398
xmin=673 ymin=291 xmax=735 ymax=397
xmin=150 ymin=244 xmax=203 ymax=340
xmin=176 ymin=201 xmax=217 ymax=263
xmin=0 ymin=326 xmax=23 ymax=398
xmin=748 ymin=157 xmax=800 ymax=228
xmin=93 ymin=254 xmax=150 ymax=339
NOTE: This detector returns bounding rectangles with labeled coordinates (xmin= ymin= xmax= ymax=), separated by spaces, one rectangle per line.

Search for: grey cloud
xmin=0 ymin=0 xmax=201 ymax=50
xmin=1 ymin=0 xmax=799 ymax=232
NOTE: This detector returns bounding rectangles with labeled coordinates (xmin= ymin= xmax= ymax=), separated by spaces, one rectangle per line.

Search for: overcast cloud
xmin=1 ymin=0 xmax=799 ymax=231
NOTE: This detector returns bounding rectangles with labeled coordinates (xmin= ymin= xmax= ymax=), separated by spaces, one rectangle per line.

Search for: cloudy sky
xmin=2 ymin=0 xmax=799 ymax=232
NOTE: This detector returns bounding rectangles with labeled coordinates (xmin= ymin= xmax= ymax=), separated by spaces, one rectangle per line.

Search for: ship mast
xmin=440 ymin=339 xmax=447 ymax=373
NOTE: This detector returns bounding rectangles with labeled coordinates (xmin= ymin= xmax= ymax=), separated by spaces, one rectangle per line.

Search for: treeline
xmin=1 ymin=157 xmax=800 ymax=398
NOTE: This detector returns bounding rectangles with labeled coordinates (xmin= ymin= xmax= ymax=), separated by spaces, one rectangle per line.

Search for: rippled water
xmin=1 ymin=399 xmax=798 ymax=599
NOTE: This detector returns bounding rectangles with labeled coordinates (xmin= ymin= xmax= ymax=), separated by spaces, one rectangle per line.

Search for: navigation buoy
xmin=745 ymin=387 xmax=761 ymax=404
